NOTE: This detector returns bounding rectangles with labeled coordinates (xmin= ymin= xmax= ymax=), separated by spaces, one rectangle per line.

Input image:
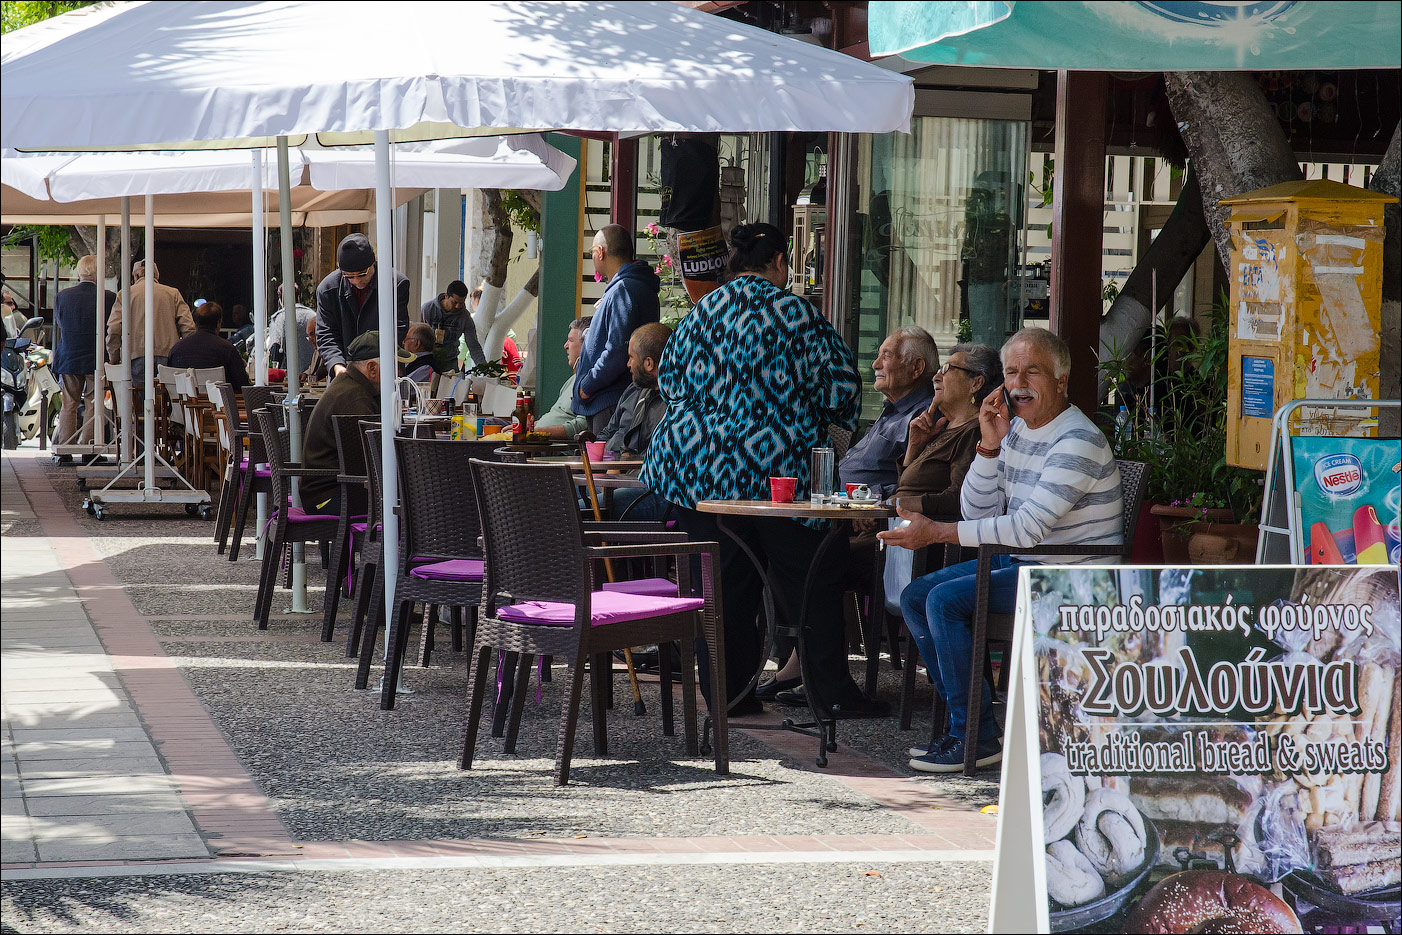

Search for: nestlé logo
xmin=1315 ymin=453 xmax=1364 ymax=498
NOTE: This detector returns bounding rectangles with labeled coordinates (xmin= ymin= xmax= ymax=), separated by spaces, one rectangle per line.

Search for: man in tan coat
xmin=105 ymin=259 xmax=195 ymax=386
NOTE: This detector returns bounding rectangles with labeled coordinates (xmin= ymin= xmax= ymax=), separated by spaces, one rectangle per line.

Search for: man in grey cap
xmin=314 ymin=233 xmax=410 ymax=378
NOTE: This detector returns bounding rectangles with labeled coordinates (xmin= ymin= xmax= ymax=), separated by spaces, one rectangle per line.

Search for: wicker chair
xmin=956 ymin=459 xmax=1148 ymax=775
xmin=251 ymin=407 xmax=340 ymax=630
xmin=375 ymin=437 xmax=497 ymax=709
xmin=460 ymin=458 xmax=729 ymax=785
xmin=227 ymin=385 xmax=282 ymax=562
xmin=210 ymin=381 xmax=245 ymax=553
xmin=320 ymin=413 xmax=375 ymax=642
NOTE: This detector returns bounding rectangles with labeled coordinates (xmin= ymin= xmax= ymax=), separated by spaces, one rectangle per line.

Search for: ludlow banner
xmin=990 ymin=565 xmax=1401 ymax=934
xmin=1293 ymin=436 xmax=1401 ymax=565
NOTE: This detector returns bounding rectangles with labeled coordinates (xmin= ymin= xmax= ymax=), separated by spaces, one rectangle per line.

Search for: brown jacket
xmin=894 ymin=417 xmax=981 ymax=519
xmin=105 ymin=278 xmax=195 ymax=361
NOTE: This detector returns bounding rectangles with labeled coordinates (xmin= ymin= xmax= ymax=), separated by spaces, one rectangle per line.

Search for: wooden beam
xmin=609 ymin=135 xmax=637 ymax=232
xmin=1049 ymin=70 xmax=1108 ymax=414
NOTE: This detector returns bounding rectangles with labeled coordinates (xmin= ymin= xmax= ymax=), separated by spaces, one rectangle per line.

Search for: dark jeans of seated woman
xmin=673 ymin=506 xmax=853 ymax=712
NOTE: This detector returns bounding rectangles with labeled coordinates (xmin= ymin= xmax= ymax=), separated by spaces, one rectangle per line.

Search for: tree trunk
xmin=1164 ymin=71 xmax=1303 ymax=271
xmin=64 ymin=224 xmax=135 ymax=279
xmin=481 ymin=268 xmax=541 ymax=362
xmin=1098 ymin=164 xmax=1211 ymax=395
xmin=473 ymin=189 xmax=515 ymax=334
xmin=1368 ymin=124 xmax=1400 ymax=435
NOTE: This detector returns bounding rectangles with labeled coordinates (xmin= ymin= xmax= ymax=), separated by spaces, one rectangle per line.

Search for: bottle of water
xmin=1114 ymin=405 xmax=1130 ymax=447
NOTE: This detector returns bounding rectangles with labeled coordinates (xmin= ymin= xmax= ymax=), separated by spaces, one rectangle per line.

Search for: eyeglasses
xmin=343 ymin=267 xmax=374 ymax=281
xmin=938 ymin=362 xmax=978 ymax=377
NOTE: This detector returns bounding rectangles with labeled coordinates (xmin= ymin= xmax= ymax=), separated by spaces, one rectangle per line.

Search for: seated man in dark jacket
xmin=300 ymin=331 xmax=388 ymax=517
xmin=167 ymin=301 xmax=250 ymax=390
xmin=598 ymin=322 xmax=671 ymax=520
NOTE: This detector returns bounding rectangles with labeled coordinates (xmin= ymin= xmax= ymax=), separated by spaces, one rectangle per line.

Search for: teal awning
xmin=869 ymin=1 xmax=1401 ymax=71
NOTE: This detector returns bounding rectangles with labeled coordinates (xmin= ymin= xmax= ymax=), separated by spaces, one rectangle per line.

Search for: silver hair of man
xmin=75 ymin=255 xmax=99 ymax=281
xmin=132 ymin=259 xmax=159 ymax=280
xmin=1001 ymin=326 xmax=1071 ymax=380
xmin=892 ymin=325 xmax=940 ymax=377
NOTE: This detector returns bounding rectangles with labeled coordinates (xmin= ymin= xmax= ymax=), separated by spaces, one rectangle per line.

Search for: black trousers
xmin=675 ymin=507 xmax=853 ymax=709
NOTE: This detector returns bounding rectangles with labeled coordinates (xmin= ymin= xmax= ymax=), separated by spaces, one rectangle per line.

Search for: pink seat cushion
xmin=497 ymin=590 xmax=704 ymax=627
xmin=286 ymin=506 xmax=337 ymax=522
xmin=602 ymin=577 xmax=679 ymax=598
xmin=410 ymin=559 xmax=484 ymax=582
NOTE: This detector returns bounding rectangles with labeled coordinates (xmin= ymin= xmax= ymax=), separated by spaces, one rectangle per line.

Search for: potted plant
xmin=1100 ymin=292 xmax=1264 ymax=564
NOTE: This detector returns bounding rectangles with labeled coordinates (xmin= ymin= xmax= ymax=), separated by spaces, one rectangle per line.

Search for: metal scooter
xmin=1 ymin=316 xmax=61 ymax=448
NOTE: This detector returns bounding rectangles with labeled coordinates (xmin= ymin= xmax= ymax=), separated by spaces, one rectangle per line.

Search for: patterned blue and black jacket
xmin=640 ymin=275 xmax=861 ymax=513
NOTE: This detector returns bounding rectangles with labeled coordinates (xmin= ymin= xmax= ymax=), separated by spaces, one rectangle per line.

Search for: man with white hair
xmin=837 ymin=326 xmax=939 ymax=498
xmin=105 ymin=258 xmax=195 ymax=387
xmin=880 ymin=327 xmax=1123 ymax=773
xmin=52 ymin=254 xmax=115 ymax=458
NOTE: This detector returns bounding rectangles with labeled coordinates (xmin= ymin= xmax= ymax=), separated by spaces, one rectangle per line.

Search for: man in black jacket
xmin=167 ymin=301 xmax=250 ymax=390
xmin=315 ymin=233 xmax=409 ymax=379
xmin=300 ymin=331 xmax=395 ymax=516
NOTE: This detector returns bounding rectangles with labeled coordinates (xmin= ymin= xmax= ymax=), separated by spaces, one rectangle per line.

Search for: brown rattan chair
xmin=460 ymin=458 xmax=729 ymax=785
xmin=251 ymin=407 xmax=339 ymax=629
xmin=958 ymin=459 xmax=1148 ymax=775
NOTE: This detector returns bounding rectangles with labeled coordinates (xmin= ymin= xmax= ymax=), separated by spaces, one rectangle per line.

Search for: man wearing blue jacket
xmin=573 ymin=224 xmax=659 ymax=432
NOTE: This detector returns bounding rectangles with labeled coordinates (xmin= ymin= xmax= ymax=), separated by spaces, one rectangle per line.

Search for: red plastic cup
xmin=769 ymin=476 xmax=797 ymax=503
xmin=584 ymin=441 xmax=606 ymax=462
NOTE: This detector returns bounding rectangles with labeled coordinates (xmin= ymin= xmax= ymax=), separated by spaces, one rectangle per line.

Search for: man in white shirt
xmin=879 ymin=327 xmax=1123 ymax=773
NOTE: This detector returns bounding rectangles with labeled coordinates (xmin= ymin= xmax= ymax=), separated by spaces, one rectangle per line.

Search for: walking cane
xmin=578 ymin=441 xmax=647 ymax=716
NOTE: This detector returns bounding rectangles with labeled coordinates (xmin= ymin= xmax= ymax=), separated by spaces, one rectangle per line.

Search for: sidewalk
xmin=2 ymin=446 xmax=997 ymax=932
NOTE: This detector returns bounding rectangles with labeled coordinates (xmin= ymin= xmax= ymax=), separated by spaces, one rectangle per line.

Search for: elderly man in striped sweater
xmin=879 ymin=327 xmax=1123 ymax=773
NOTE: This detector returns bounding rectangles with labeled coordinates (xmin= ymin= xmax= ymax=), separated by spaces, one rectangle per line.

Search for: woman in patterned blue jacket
xmin=642 ymin=223 xmax=883 ymax=718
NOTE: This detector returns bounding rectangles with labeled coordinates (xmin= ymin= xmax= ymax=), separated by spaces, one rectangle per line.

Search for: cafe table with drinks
xmin=697 ymin=445 xmax=893 ymax=767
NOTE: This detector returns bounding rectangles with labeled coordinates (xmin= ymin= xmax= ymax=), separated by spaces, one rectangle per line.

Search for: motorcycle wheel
xmin=2 ymin=412 xmax=18 ymax=450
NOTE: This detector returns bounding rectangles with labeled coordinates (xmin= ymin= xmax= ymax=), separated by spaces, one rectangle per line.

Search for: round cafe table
xmin=695 ymin=498 xmax=894 ymax=767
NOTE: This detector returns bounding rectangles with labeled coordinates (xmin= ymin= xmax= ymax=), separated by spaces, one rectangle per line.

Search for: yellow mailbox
xmin=1221 ymin=180 xmax=1393 ymax=471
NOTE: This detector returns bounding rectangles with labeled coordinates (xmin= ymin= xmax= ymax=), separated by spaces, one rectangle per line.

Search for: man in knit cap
xmin=314 ymin=232 xmax=409 ymax=378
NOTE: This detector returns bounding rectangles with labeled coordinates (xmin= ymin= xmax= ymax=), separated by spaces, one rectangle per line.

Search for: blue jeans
xmin=898 ymin=556 xmax=1021 ymax=743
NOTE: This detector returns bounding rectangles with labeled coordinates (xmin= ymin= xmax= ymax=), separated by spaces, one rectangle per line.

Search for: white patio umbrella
xmin=2 ymin=0 xmax=914 ymax=677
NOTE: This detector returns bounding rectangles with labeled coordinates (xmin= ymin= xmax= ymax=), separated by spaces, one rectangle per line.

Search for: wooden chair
xmin=226 ymin=384 xmax=280 ymax=561
xmin=958 ymin=459 xmax=1149 ymax=775
xmin=460 ymin=459 xmax=729 ymax=785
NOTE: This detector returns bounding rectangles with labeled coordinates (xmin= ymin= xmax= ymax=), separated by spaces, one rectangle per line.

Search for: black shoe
xmin=82 ymin=454 xmax=103 ymax=466
xmin=56 ymin=454 xmax=73 ymax=464
xmin=772 ymin=686 xmax=809 ymax=707
xmin=754 ymin=675 xmax=802 ymax=700
xmin=829 ymin=695 xmax=891 ymax=719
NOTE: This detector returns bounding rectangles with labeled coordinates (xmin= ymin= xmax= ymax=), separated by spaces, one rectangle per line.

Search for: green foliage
xmin=3 ymin=225 xmax=76 ymax=264
xmin=1102 ymin=278 xmax=1121 ymax=305
xmin=956 ymin=316 xmax=973 ymax=343
xmin=0 ymin=0 xmax=92 ymax=34
xmin=498 ymin=191 xmax=540 ymax=235
xmin=642 ymin=223 xmax=695 ymax=323
xmin=1100 ymin=290 xmax=1264 ymax=522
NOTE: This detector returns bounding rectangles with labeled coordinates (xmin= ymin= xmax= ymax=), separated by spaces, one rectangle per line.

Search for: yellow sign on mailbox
xmin=1221 ymin=180 xmax=1393 ymax=470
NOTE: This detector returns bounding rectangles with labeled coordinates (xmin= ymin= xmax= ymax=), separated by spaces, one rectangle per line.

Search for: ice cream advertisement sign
xmin=1293 ymin=437 xmax=1401 ymax=565
xmin=989 ymin=565 xmax=1401 ymax=934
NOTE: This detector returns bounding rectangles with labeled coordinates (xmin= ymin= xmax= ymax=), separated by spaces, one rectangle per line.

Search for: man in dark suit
xmin=52 ymin=254 xmax=115 ymax=458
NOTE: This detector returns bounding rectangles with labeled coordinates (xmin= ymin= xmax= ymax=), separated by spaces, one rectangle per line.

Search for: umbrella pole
xmin=277 ymin=136 xmax=308 ymax=612
xmin=119 ymin=198 xmax=131 ymax=467
xmin=92 ymin=214 xmax=106 ymax=451
xmin=374 ymin=131 xmax=405 ymax=693
xmin=143 ymin=195 xmax=155 ymax=494
xmin=578 ymin=445 xmax=646 ymax=716
xmin=251 ymin=149 xmax=269 ymax=558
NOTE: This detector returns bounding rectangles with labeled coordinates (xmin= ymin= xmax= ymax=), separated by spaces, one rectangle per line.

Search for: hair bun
xmin=729 ymin=226 xmax=757 ymax=249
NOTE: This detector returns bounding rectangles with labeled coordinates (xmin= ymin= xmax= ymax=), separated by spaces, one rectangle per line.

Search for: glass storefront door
xmin=842 ymin=117 xmax=1029 ymax=420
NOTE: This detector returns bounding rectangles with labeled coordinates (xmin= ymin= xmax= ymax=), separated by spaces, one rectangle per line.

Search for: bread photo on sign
xmin=1042 ymin=754 xmax=1152 ymax=910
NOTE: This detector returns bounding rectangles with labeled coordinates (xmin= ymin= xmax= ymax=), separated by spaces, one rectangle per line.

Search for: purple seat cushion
xmin=410 ymin=559 xmax=484 ymax=582
xmin=286 ymin=506 xmax=337 ymax=522
xmin=496 ymin=590 xmax=704 ymax=627
xmin=602 ymin=577 xmax=679 ymax=598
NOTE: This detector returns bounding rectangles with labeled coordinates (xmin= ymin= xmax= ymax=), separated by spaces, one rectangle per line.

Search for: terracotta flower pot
xmin=1149 ymin=504 xmax=1235 ymax=564
xmin=1187 ymin=522 xmax=1260 ymax=565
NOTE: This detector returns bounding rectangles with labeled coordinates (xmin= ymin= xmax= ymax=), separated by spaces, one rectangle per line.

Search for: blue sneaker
xmin=908 ymin=735 xmax=956 ymax=758
xmin=909 ymin=736 xmax=1001 ymax=773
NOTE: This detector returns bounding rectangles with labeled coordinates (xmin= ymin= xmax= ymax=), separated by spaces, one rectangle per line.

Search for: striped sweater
xmin=958 ymin=405 xmax=1123 ymax=563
